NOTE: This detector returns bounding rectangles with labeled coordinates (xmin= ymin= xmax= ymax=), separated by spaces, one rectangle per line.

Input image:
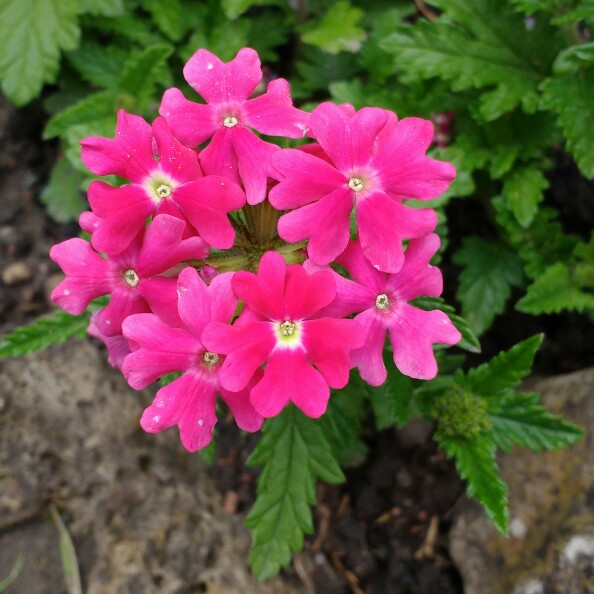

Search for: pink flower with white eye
xmin=270 ymin=103 xmax=456 ymax=273
xmin=121 ymin=268 xmax=263 ymax=452
xmin=201 ymin=251 xmax=364 ymax=419
xmin=81 ymin=110 xmax=245 ymax=255
xmin=306 ymin=234 xmax=462 ymax=385
xmin=50 ymin=214 xmax=208 ymax=336
xmin=159 ymin=47 xmax=310 ymax=205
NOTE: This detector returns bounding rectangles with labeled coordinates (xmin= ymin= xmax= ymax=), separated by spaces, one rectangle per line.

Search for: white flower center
xmin=203 ymin=352 xmax=220 ymax=366
xmin=223 ymin=115 xmax=239 ymax=128
xmin=348 ymin=177 xmax=364 ymax=192
xmin=124 ymin=269 xmax=139 ymax=287
xmin=280 ymin=320 xmax=296 ymax=336
xmin=155 ymin=183 xmax=172 ymax=199
xmin=375 ymin=293 xmax=390 ymax=310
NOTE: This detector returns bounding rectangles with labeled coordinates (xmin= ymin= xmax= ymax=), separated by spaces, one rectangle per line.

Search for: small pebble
xmin=2 ymin=261 xmax=32 ymax=285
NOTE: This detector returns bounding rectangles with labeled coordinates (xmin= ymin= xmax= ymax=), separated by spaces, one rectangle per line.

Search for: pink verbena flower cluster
xmin=50 ymin=47 xmax=461 ymax=452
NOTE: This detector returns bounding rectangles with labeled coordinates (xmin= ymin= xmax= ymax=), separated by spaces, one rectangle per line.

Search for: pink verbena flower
xmin=81 ymin=110 xmax=245 ymax=254
xmin=50 ymin=214 xmax=208 ymax=336
xmin=87 ymin=312 xmax=131 ymax=369
xmin=121 ymin=267 xmax=263 ymax=452
xmin=270 ymin=103 xmax=456 ymax=273
xmin=159 ymin=47 xmax=310 ymax=205
xmin=307 ymin=234 xmax=461 ymax=385
xmin=201 ymin=251 xmax=364 ymax=419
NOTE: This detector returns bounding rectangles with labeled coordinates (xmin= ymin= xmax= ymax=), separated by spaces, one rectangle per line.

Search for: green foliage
xmin=502 ymin=165 xmax=549 ymax=228
xmin=516 ymin=263 xmax=594 ymax=313
xmin=245 ymin=406 xmax=344 ymax=580
xmin=300 ymin=1 xmax=365 ymax=55
xmin=0 ymin=310 xmax=90 ymax=360
xmin=540 ymin=70 xmax=594 ymax=178
xmin=454 ymin=237 xmax=524 ymax=335
xmin=381 ymin=0 xmax=559 ymax=120
xmin=0 ymin=0 xmax=80 ymax=106
xmin=438 ymin=435 xmax=509 ymax=532
xmin=490 ymin=392 xmax=584 ymax=451
xmin=432 ymin=335 xmax=582 ymax=533
xmin=40 ymin=158 xmax=86 ymax=223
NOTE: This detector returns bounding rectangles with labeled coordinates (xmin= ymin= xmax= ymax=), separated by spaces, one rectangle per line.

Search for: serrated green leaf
xmin=506 ymin=0 xmax=563 ymax=13
xmin=117 ymin=44 xmax=173 ymax=109
xmin=141 ymin=0 xmax=187 ymax=42
xmin=0 ymin=0 xmax=80 ymax=106
xmin=553 ymin=42 xmax=594 ymax=75
xmin=184 ymin=19 xmax=251 ymax=63
xmin=323 ymin=384 xmax=368 ymax=466
xmin=552 ymin=3 xmax=594 ymax=24
xmin=489 ymin=392 xmax=584 ymax=451
xmin=43 ymin=90 xmax=116 ymax=139
xmin=221 ymin=0 xmax=280 ymax=20
xmin=66 ymin=41 xmax=127 ymax=89
xmin=516 ymin=262 xmax=594 ymax=314
xmin=0 ymin=310 xmax=90 ymax=360
xmin=502 ymin=164 xmax=549 ymax=228
xmin=540 ymin=69 xmax=594 ymax=178
xmin=248 ymin=11 xmax=291 ymax=62
xmin=454 ymin=237 xmax=524 ymax=335
xmin=437 ymin=435 xmax=509 ymax=533
xmin=465 ymin=334 xmax=543 ymax=400
xmin=78 ymin=0 xmax=124 ymax=16
xmin=246 ymin=406 xmax=344 ymax=580
xmin=40 ymin=158 xmax=86 ymax=223
xmin=300 ymin=1 xmax=365 ymax=55
xmin=380 ymin=0 xmax=559 ymax=120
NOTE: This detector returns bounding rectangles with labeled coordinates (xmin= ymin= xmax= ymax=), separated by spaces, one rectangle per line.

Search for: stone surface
xmin=450 ymin=368 xmax=594 ymax=594
xmin=2 ymin=261 xmax=32 ymax=285
xmin=0 ymin=340 xmax=303 ymax=594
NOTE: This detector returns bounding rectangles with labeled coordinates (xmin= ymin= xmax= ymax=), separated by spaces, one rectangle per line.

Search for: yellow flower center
xmin=223 ymin=115 xmax=239 ymax=128
xmin=155 ymin=183 xmax=172 ymax=199
xmin=280 ymin=320 xmax=296 ymax=336
xmin=124 ymin=269 xmax=140 ymax=287
xmin=375 ymin=293 xmax=390 ymax=310
xmin=348 ymin=177 xmax=364 ymax=192
xmin=202 ymin=351 xmax=220 ymax=366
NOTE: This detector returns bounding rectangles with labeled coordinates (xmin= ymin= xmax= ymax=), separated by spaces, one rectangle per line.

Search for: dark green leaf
xmin=78 ymin=0 xmax=124 ymax=16
xmin=454 ymin=237 xmax=524 ymax=335
xmin=66 ymin=41 xmax=128 ymax=89
xmin=540 ymin=69 xmax=594 ymax=178
xmin=40 ymin=158 xmax=86 ymax=223
xmin=0 ymin=0 xmax=80 ymax=106
xmin=300 ymin=1 xmax=365 ymax=55
xmin=464 ymin=334 xmax=543 ymax=400
xmin=246 ymin=406 xmax=344 ymax=580
xmin=516 ymin=263 xmax=594 ymax=314
xmin=489 ymin=392 xmax=584 ymax=451
xmin=502 ymin=165 xmax=549 ymax=228
xmin=437 ymin=435 xmax=508 ymax=533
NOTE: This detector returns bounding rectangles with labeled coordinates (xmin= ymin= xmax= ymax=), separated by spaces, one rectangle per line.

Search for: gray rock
xmin=2 ymin=261 xmax=32 ymax=285
xmin=0 ymin=340 xmax=303 ymax=594
xmin=450 ymin=368 xmax=594 ymax=594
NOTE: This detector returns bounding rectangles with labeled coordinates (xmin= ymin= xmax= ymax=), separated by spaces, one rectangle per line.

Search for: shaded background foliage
xmin=0 ymin=0 xmax=592 ymax=581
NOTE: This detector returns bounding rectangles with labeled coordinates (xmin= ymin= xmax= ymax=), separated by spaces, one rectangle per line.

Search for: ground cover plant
xmin=0 ymin=0 xmax=592 ymax=583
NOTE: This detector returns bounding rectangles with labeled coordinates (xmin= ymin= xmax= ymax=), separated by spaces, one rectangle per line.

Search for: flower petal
xmin=233 ymin=126 xmax=279 ymax=205
xmin=159 ymin=87 xmax=218 ymax=146
xmin=243 ymin=78 xmax=310 ymax=138
xmin=140 ymin=371 xmax=218 ymax=452
xmin=357 ymin=191 xmax=437 ymax=273
xmin=269 ymin=148 xmax=346 ymax=209
xmin=81 ymin=110 xmax=155 ymax=182
xmin=95 ymin=286 xmax=150 ymax=336
xmin=87 ymin=182 xmax=155 ymax=255
xmin=336 ymin=239 xmax=387 ymax=294
xmin=173 ymin=176 xmax=245 ymax=249
xmin=152 ymin=117 xmax=203 ymax=183
xmin=373 ymin=117 xmax=456 ymax=200
xmin=388 ymin=304 xmax=461 ymax=380
xmin=254 ymin=348 xmax=330 ymax=418
xmin=184 ymin=47 xmax=261 ymax=104
xmin=284 ymin=264 xmax=336 ymax=320
xmin=349 ymin=310 xmax=388 ymax=386
xmin=278 ymin=187 xmax=354 ymax=265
